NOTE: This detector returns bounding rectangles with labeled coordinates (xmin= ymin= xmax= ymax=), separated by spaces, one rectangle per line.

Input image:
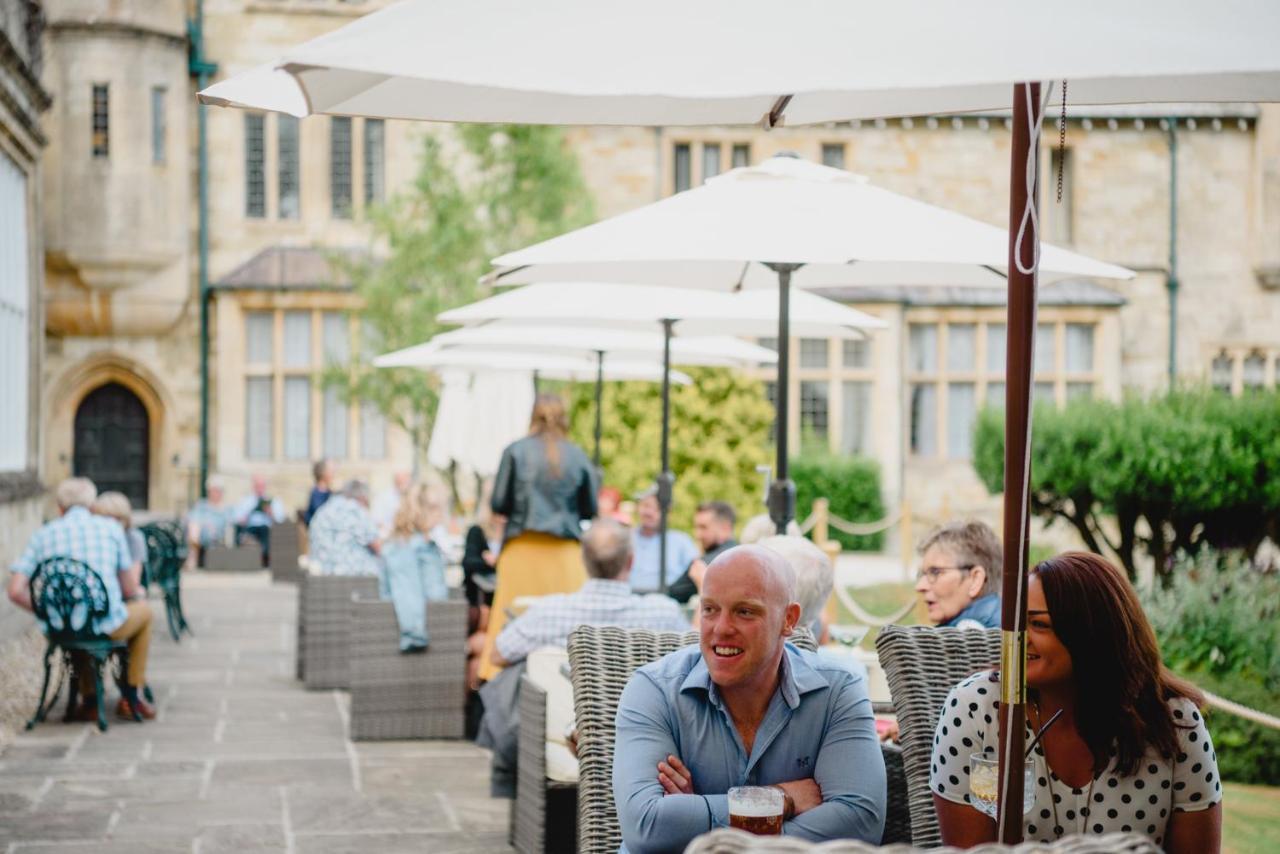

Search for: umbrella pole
xmin=657 ymin=319 xmax=675 ymax=593
xmin=766 ymin=264 xmax=801 ymax=534
xmin=996 ymin=81 xmax=1042 ymax=846
xmin=594 ymin=349 xmax=604 ymax=470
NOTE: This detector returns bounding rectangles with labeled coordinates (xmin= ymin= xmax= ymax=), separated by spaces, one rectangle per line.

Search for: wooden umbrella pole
xmin=997 ymin=80 xmax=1042 ymax=845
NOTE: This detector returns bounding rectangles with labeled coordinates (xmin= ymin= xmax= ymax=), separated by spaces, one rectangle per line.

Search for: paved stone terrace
xmin=0 ymin=573 xmax=511 ymax=853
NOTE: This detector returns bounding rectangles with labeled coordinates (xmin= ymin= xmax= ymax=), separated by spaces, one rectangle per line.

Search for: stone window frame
xmin=906 ymin=308 xmax=1104 ymax=461
xmin=150 ymin=86 xmax=166 ymax=165
xmin=244 ymin=113 xmax=267 ymax=218
xmin=330 ymin=116 xmax=354 ymax=218
xmin=1208 ymin=346 xmax=1280 ymax=395
xmin=665 ymin=135 xmax=757 ymax=195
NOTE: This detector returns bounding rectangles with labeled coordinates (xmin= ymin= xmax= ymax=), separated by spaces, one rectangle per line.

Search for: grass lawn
xmin=1223 ymin=782 xmax=1280 ymax=854
xmin=834 ymin=584 xmax=1280 ymax=853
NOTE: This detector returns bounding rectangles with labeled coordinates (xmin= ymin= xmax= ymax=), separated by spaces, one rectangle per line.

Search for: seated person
xmin=186 ymin=475 xmax=230 ymax=566
xmin=92 ymin=491 xmax=147 ymax=590
xmin=491 ymin=518 xmax=688 ymax=669
xmin=667 ymin=501 xmax=738 ymax=604
xmin=613 ymin=545 xmax=886 ymax=851
xmin=758 ymin=535 xmax=832 ymax=640
xmin=739 ymin=513 xmax=801 ymax=544
xmin=308 ymin=480 xmax=381 ymax=576
xmin=381 ymin=483 xmax=448 ymax=652
xmin=304 ymin=458 xmax=335 ymax=525
xmin=7 ymin=478 xmax=156 ymax=720
xmin=231 ymin=473 xmax=288 ymax=564
xmin=932 ymin=552 xmax=1220 ymax=851
xmin=630 ymin=489 xmax=699 ymax=593
xmin=913 ymin=520 xmax=1002 ymax=629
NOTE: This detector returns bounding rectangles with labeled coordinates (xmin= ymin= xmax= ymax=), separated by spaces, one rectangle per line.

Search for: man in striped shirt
xmin=8 ymin=478 xmax=155 ymax=720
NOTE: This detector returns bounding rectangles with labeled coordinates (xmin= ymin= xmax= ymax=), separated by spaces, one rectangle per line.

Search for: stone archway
xmin=73 ymin=382 xmax=150 ymax=509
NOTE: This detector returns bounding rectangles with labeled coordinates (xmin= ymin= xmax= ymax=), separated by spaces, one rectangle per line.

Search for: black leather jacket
xmin=491 ymin=436 xmax=597 ymax=542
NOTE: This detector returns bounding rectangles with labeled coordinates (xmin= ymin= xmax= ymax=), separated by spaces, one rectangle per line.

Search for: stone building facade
xmin=24 ymin=0 xmax=1280 ymax=549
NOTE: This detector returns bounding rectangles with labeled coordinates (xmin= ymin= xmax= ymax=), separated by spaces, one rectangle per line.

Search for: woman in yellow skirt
xmin=479 ymin=393 xmax=597 ymax=682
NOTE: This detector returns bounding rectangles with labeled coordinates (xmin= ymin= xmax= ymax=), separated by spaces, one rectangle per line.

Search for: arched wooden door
xmin=73 ymin=382 xmax=150 ymax=509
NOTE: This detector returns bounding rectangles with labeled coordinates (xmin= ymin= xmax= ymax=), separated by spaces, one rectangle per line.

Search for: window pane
xmin=799 ymin=380 xmax=829 ymax=450
xmin=364 ymin=118 xmax=385 ymax=205
xmin=840 ymin=381 xmax=871 ymax=456
xmin=1210 ymin=352 xmax=1233 ymax=393
xmin=360 ymin=401 xmax=387 ymax=458
xmin=701 ymin=143 xmax=721 ymax=181
xmin=821 ymin=143 xmax=845 ymax=169
xmin=731 ymin=144 xmax=750 ymax=169
xmin=92 ymin=84 xmax=109 ymax=158
xmin=842 ymin=338 xmax=869 ymax=369
xmin=1034 ymin=382 xmax=1055 ymax=406
xmin=986 ymin=323 xmax=1007 ymax=373
xmin=245 ymin=114 xmax=265 ymax=217
xmin=910 ymin=384 xmax=937 ymax=456
xmin=245 ymin=377 xmax=273 ymax=460
xmin=946 ymin=323 xmax=976 ymax=372
xmin=1243 ymin=352 xmax=1266 ymax=391
xmin=986 ymin=382 xmax=1006 ymax=409
xmin=1065 ymin=323 xmax=1094 ymax=372
xmin=245 ymin=312 xmax=273 ymax=364
xmin=909 ymin=324 xmax=938 ymax=373
xmin=151 ymin=86 xmax=166 ymax=164
xmin=1066 ymin=382 xmax=1093 ymax=401
xmin=0 ymin=150 xmax=30 ymax=472
xmin=331 ymin=116 xmax=353 ymax=217
xmin=283 ymin=377 xmax=311 ymax=460
xmin=799 ymin=338 xmax=828 ymax=369
xmin=322 ymin=312 xmax=349 ymax=364
xmin=322 ymin=387 xmax=348 ymax=459
xmin=947 ymin=383 xmax=977 ymax=459
xmin=278 ymin=115 xmax=300 ymax=220
xmin=283 ymin=311 xmax=312 ymax=368
xmin=673 ymin=143 xmax=691 ymax=193
xmin=1034 ymin=323 xmax=1055 ymax=373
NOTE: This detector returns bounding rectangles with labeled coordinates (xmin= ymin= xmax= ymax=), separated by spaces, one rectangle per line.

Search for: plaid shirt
xmin=496 ymin=578 xmax=689 ymax=665
xmin=11 ymin=506 xmax=131 ymax=635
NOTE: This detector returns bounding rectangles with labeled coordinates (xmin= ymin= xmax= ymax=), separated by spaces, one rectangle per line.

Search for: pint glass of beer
xmin=727 ymin=786 xmax=785 ymax=835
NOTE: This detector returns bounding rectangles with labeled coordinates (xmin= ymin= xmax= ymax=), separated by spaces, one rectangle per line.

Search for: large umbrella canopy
xmin=427 ymin=370 xmax=534 ymax=477
xmin=374 ymin=344 xmax=691 ymax=384
xmin=491 ymin=156 xmax=1132 ymax=288
xmin=438 ymin=282 xmax=884 ymax=338
xmin=426 ymin=324 xmax=777 ymax=367
xmin=198 ymin=2 xmax=1280 ymax=842
xmin=197 ymin=0 xmax=1280 ymax=124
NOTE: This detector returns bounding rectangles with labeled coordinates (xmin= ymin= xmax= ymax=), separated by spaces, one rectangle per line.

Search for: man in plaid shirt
xmin=7 ymin=478 xmax=156 ymax=720
xmin=490 ymin=518 xmax=689 ymax=669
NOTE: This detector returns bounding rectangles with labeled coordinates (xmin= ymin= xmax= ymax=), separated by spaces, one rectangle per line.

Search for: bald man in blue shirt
xmin=612 ymin=545 xmax=885 ymax=852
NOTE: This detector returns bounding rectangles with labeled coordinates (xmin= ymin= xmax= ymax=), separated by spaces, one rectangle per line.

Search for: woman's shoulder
xmin=946 ymin=669 xmax=1001 ymax=704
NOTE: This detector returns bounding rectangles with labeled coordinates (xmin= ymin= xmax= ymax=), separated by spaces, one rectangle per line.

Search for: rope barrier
xmin=825 ymin=509 xmax=904 ymax=537
xmin=798 ymin=512 xmax=817 ymax=535
xmin=832 ymin=584 xmax=917 ymax=628
xmin=1202 ymin=690 xmax=1280 ymax=732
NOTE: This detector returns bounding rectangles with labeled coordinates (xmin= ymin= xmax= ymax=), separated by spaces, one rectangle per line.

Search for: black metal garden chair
xmin=141 ymin=523 xmax=192 ymax=642
xmin=25 ymin=557 xmax=131 ymax=732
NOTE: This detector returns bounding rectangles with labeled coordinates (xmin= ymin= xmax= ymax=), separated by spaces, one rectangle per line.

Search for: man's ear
xmin=967 ymin=566 xmax=987 ymax=597
xmin=781 ymin=602 xmax=802 ymax=636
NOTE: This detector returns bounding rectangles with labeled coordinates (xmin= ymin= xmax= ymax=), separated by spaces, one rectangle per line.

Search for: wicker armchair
xmin=511 ymin=675 xmax=578 ymax=854
xmin=570 ymin=626 xmax=903 ymax=854
xmin=297 ymin=573 xmax=380 ymax=690
xmin=348 ymin=597 xmax=468 ymax=740
xmin=682 ymin=828 xmax=1160 ymax=853
xmin=269 ymin=521 xmax=304 ymax=583
xmin=874 ymin=625 xmax=1001 ymax=847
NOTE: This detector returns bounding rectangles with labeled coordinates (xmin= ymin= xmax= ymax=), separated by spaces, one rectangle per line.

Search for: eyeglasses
xmin=915 ymin=564 xmax=975 ymax=585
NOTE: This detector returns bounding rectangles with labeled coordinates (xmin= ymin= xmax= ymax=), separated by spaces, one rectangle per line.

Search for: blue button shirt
xmin=613 ymin=643 xmax=886 ymax=853
xmin=940 ymin=593 xmax=1000 ymax=629
xmin=630 ymin=528 xmax=699 ymax=593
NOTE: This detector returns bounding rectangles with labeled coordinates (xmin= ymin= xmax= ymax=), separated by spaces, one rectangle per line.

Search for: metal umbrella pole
xmin=996 ymin=80 xmax=1043 ymax=845
xmin=765 ymin=263 xmax=802 ymax=534
xmin=656 ymin=319 xmax=676 ymax=593
xmin=593 ymin=349 xmax=605 ymax=469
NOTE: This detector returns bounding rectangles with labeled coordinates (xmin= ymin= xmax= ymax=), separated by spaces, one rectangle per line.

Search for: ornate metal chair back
xmin=30 ymin=557 xmax=113 ymax=644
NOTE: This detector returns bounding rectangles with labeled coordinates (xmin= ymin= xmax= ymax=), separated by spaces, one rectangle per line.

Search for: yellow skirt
xmin=478 ymin=531 xmax=586 ymax=682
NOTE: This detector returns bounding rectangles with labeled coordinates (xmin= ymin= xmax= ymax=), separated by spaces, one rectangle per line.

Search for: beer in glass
xmin=727 ymin=786 xmax=784 ymax=835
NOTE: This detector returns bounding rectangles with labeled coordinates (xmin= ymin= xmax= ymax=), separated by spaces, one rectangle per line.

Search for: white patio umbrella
xmin=439 ymin=283 xmax=882 ymax=591
xmin=374 ymin=344 xmax=691 ymax=385
xmin=198 ymin=1 xmax=1280 ymax=840
xmin=422 ymin=323 xmax=777 ymax=469
xmin=427 ymin=370 xmax=536 ymax=478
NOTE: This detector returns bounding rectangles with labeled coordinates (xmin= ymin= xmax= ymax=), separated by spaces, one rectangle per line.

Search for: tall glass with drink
xmin=968 ymin=753 xmax=1035 ymax=819
xmin=727 ymin=786 xmax=785 ymax=835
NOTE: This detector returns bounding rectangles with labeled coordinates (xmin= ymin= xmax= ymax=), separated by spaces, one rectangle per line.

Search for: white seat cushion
xmin=526 ymin=646 xmax=579 ymax=783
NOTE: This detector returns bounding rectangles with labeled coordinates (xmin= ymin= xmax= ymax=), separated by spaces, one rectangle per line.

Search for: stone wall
xmin=0 ymin=493 xmax=43 ymax=643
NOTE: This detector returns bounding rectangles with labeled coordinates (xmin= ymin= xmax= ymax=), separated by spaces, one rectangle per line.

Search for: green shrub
xmin=790 ymin=455 xmax=885 ymax=551
xmin=1143 ymin=553 xmax=1280 ymax=785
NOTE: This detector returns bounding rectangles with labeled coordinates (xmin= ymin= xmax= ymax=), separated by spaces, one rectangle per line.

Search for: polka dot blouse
xmin=929 ymin=671 xmax=1221 ymax=846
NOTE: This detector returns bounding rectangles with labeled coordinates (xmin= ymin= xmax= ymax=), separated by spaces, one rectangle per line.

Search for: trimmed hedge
xmin=790 ymin=455 xmax=886 ymax=551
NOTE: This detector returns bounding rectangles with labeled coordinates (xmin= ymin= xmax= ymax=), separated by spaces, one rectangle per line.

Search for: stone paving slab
xmin=0 ymin=571 xmax=512 ymax=853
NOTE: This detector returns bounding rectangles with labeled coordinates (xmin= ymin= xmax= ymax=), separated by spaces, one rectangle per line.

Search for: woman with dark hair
xmin=931 ymin=551 xmax=1221 ymax=852
xmin=477 ymin=393 xmax=597 ymax=682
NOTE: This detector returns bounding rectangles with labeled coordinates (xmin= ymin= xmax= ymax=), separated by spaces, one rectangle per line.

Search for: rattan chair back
xmin=874 ymin=625 xmax=1001 ymax=847
xmin=683 ymin=827 xmax=1160 ymax=853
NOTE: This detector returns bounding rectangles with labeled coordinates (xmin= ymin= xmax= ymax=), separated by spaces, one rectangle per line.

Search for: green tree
xmin=567 ymin=368 xmax=775 ymax=531
xmin=324 ymin=125 xmax=594 ymax=463
xmin=972 ymin=389 xmax=1280 ymax=582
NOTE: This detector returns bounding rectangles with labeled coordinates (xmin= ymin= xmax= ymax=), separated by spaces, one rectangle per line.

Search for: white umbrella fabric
xmin=427 ymin=370 xmax=534 ymax=477
xmin=196 ymin=0 xmax=1280 ymax=125
xmin=198 ymin=1 xmax=1280 ymax=840
xmin=374 ymin=345 xmax=691 ymax=384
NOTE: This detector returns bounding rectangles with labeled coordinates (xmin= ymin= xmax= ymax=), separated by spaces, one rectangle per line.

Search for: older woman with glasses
xmin=913 ymin=520 xmax=1002 ymax=630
